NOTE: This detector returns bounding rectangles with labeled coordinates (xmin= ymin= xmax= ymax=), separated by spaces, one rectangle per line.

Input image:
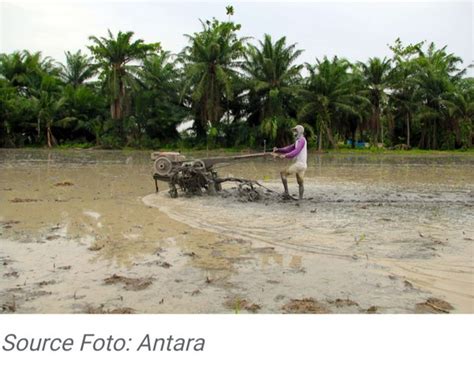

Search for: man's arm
xmin=275 ymin=143 xmax=295 ymax=154
xmin=283 ymin=138 xmax=305 ymax=158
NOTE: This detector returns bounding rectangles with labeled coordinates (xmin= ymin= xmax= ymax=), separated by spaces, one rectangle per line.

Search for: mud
xmin=104 ymin=274 xmax=153 ymax=291
xmin=282 ymin=298 xmax=331 ymax=314
xmin=84 ymin=305 xmax=135 ymax=314
xmin=223 ymin=297 xmax=262 ymax=313
xmin=415 ymin=297 xmax=454 ymax=313
xmin=1 ymin=149 xmax=473 ymax=313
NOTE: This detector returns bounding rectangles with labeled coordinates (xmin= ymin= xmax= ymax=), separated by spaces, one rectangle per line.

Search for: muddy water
xmin=1 ymin=149 xmax=473 ymax=313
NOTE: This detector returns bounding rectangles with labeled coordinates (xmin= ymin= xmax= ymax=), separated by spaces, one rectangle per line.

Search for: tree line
xmin=1 ymin=9 xmax=473 ymax=150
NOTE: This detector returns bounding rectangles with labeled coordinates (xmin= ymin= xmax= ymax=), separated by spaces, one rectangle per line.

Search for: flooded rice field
xmin=1 ymin=149 xmax=473 ymax=313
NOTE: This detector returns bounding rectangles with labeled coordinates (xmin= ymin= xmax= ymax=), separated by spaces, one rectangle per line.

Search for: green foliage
xmin=88 ymin=30 xmax=160 ymax=122
xmin=355 ymin=57 xmax=393 ymax=143
xmin=298 ymin=57 xmax=369 ymax=150
xmin=135 ymin=51 xmax=187 ymax=145
xmin=226 ymin=5 xmax=234 ymax=18
xmin=243 ymin=34 xmax=303 ymax=126
xmin=180 ymin=17 xmax=247 ymax=139
xmin=60 ymin=50 xmax=97 ymax=86
xmin=260 ymin=116 xmax=295 ymax=146
xmin=0 ymin=14 xmax=472 ymax=151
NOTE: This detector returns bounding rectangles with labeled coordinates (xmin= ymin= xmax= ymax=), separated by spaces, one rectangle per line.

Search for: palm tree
xmin=388 ymin=38 xmax=426 ymax=147
xmin=140 ymin=51 xmax=181 ymax=96
xmin=356 ymin=57 xmax=393 ymax=144
xmin=242 ymin=34 xmax=303 ymax=144
xmin=0 ymin=52 xmax=30 ymax=91
xmin=60 ymin=50 xmax=97 ymax=86
xmin=33 ymin=74 xmax=76 ymax=147
xmin=134 ymin=51 xmax=187 ymax=143
xmin=88 ymin=30 xmax=159 ymax=121
xmin=299 ymin=57 xmax=367 ymax=151
xmin=0 ymin=51 xmax=64 ymax=145
xmin=441 ymin=79 xmax=474 ymax=148
xmin=0 ymin=82 xmax=38 ymax=147
xmin=389 ymin=62 xmax=418 ymax=147
xmin=412 ymin=71 xmax=452 ymax=149
xmin=412 ymin=43 xmax=465 ymax=149
xmin=225 ymin=5 xmax=234 ymax=21
xmin=0 ymin=50 xmax=59 ymax=96
xmin=180 ymin=19 xmax=247 ymax=138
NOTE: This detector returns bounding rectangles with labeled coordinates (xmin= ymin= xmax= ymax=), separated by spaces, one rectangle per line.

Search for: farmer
xmin=272 ymin=125 xmax=307 ymax=200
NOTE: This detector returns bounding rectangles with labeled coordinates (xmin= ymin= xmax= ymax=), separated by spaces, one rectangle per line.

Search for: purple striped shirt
xmin=277 ymin=137 xmax=307 ymax=159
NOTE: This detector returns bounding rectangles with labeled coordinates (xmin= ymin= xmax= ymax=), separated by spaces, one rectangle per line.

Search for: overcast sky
xmin=1 ymin=1 xmax=472 ymax=74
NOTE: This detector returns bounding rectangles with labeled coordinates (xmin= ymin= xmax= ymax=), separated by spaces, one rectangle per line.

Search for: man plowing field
xmin=151 ymin=124 xmax=308 ymax=200
xmin=272 ymin=125 xmax=308 ymax=200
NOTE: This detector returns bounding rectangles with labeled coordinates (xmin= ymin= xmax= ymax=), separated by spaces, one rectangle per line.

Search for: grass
xmin=328 ymin=146 xmax=474 ymax=156
xmin=3 ymin=144 xmax=474 ymax=156
xmin=55 ymin=142 xmax=95 ymax=149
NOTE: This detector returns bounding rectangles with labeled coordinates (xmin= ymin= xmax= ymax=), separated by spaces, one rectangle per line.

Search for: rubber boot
xmin=298 ymin=183 xmax=304 ymax=200
xmin=296 ymin=173 xmax=304 ymax=200
xmin=280 ymin=172 xmax=289 ymax=197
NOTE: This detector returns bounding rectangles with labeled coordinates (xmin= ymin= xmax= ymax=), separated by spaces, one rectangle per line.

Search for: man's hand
xmin=271 ymin=150 xmax=286 ymax=159
xmin=272 ymin=147 xmax=278 ymax=152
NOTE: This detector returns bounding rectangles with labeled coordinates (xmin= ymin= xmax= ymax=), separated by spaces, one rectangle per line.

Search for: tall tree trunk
xmin=194 ymin=114 xmax=207 ymax=142
xmin=110 ymin=78 xmax=124 ymax=120
xmin=318 ymin=113 xmax=336 ymax=149
xmin=47 ymin=127 xmax=52 ymax=148
xmin=375 ymin=107 xmax=380 ymax=145
xmin=318 ymin=129 xmax=322 ymax=152
xmin=370 ymin=106 xmax=380 ymax=145
xmin=118 ymin=82 xmax=125 ymax=120
xmin=419 ymin=128 xmax=426 ymax=149
xmin=406 ymin=113 xmax=411 ymax=147
xmin=380 ymin=121 xmax=384 ymax=146
xmin=324 ymin=124 xmax=336 ymax=148
xmin=453 ymin=118 xmax=461 ymax=147
xmin=46 ymin=125 xmax=56 ymax=148
xmin=111 ymin=98 xmax=121 ymax=120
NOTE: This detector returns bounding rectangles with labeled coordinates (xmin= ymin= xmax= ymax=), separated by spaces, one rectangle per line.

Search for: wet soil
xmin=1 ymin=149 xmax=473 ymax=313
xmin=282 ymin=298 xmax=331 ymax=314
xmin=415 ymin=297 xmax=455 ymax=313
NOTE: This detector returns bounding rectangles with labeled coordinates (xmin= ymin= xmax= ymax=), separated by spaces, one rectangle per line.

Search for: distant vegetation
xmin=0 ymin=8 xmax=472 ymax=150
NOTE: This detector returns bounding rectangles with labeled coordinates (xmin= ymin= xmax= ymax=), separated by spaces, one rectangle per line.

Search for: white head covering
xmin=292 ymin=125 xmax=304 ymax=138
